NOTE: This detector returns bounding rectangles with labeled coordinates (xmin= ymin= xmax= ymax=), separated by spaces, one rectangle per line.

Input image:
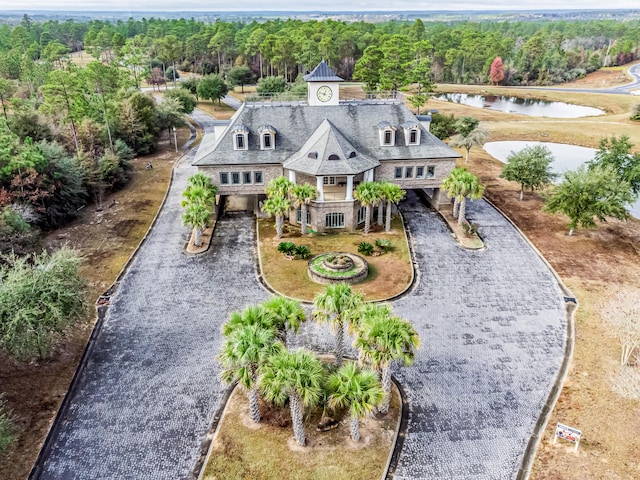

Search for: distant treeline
xmin=1 ymin=14 xmax=639 ymax=86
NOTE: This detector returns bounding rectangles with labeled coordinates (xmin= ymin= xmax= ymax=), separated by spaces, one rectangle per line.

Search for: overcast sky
xmin=1 ymin=1 xmax=639 ymax=12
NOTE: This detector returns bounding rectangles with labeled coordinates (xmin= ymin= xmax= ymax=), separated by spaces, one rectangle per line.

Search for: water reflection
xmin=484 ymin=141 xmax=639 ymax=218
xmin=434 ymin=93 xmax=604 ymax=118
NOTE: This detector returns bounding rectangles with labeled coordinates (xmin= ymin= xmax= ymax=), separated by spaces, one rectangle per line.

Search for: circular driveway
xmin=32 ymin=131 xmax=567 ymax=479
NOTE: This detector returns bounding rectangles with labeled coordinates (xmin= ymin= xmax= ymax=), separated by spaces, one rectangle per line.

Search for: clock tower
xmin=304 ymin=60 xmax=343 ymax=107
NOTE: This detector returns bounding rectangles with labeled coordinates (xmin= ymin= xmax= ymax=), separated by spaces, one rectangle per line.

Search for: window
xmin=401 ymin=122 xmax=421 ymax=145
xmin=254 ymin=171 xmax=263 ymax=184
xmin=326 ymin=212 xmax=345 ymax=228
xmin=328 ymin=154 xmax=340 ymax=160
xmin=357 ymin=206 xmax=367 ymax=224
xmin=296 ymin=209 xmax=311 ymax=226
xmin=405 ymin=167 xmax=414 ymax=178
xmin=235 ymin=134 xmax=246 ymax=150
xmin=258 ymin=125 xmax=276 ymax=150
xmin=427 ymin=166 xmax=436 ymax=178
xmin=242 ymin=171 xmax=252 ymax=184
xmin=220 ymin=172 xmax=229 ymax=185
xmin=416 ymin=166 xmax=425 ymax=179
xmin=394 ymin=167 xmax=403 ymax=179
xmin=323 ymin=176 xmax=336 ymax=185
xmin=231 ymin=172 xmax=240 ymax=184
xmin=377 ymin=122 xmax=396 ymax=146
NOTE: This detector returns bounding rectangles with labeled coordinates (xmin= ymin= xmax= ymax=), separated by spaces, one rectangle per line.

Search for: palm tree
xmin=261 ymin=296 xmax=306 ymax=345
xmin=441 ymin=167 xmax=467 ymax=219
xmin=262 ymin=195 xmax=291 ymax=238
xmin=379 ymin=181 xmax=406 ymax=232
xmin=188 ymin=172 xmax=218 ymax=193
xmin=456 ymin=170 xmax=485 ymax=225
xmin=219 ymin=324 xmax=283 ymax=423
xmin=327 ymin=362 xmax=384 ymax=442
xmin=222 ymin=304 xmax=275 ymax=337
xmin=182 ymin=184 xmax=216 ymax=208
xmin=181 ymin=201 xmax=210 ymax=246
xmin=354 ymin=182 xmax=382 ymax=234
xmin=354 ymin=314 xmax=420 ymax=414
xmin=266 ymin=175 xmax=293 ymax=199
xmin=290 ymin=183 xmax=317 ymax=235
xmin=313 ymin=283 xmax=363 ymax=367
xmin=259 ymin=349 xmax=324 ymax=446
xmin=181 ymin=174 xmax=217 ymax=246
xmin=450 ymin=126 xmax=490 ymax=163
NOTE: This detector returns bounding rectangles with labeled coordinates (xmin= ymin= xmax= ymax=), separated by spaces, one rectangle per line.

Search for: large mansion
xmin=194 ymin=61 xmax=460 ymax=232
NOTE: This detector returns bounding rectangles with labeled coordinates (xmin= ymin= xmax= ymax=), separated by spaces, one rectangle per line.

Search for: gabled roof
xmin=193 ymin=101 xmax=460 ymax=168
xmin=283 ymin=120 xmax=378 ymax=176
xmin=303 ymin=60 xmax=344 ymax=82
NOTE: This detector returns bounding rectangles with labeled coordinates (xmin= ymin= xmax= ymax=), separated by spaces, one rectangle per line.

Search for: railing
xmin=243 ymin=90 xmax=399 ymax=104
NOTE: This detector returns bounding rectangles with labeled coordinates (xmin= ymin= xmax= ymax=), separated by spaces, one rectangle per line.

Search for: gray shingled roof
xmin=283 ymin=119 xmax=378 ymax=175
xmin=303 ymin=60 xmax=344 ymax=82
xmin=193 ymin=101 xmax=460 ymax=168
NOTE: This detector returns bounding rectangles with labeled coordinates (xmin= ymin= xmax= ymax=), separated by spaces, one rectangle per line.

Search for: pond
xmin=484 ymin=141 xmax=640 ymax=218
xmin=434 ymin=93 xmax=605 ymax=118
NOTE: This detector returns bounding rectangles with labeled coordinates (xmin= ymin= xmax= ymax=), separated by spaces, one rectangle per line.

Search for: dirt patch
xmin=559 ymin=64 xmax=636 ymax=89
xmin=0 ymin=126 xmax=193 ymax=480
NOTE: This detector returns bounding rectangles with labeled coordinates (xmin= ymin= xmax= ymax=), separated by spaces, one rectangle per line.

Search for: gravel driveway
xmin=32 ymin=119 xmax=567 ymax=480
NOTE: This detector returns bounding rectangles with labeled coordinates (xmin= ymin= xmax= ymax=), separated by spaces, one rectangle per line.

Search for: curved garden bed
xmin=308 ymin=252 xmax=368 ymax=284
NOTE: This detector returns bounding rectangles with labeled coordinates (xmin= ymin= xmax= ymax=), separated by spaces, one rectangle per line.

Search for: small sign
xmin=553 ymin=423 xmax=582 ymax=451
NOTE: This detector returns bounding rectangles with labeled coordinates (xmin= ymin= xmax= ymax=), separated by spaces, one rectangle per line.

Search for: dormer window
xmin=377 ymin=121 xmax=396 ymax=147
xmin=258 ymin=125 xmax=276 ymax=150
xmin=401 ymin=121 xmax=421 ymax=145
xmin=328 ymin=154 xmax=340 ymax=160
xmin=231 ymin=124 xmax=249 ymax=151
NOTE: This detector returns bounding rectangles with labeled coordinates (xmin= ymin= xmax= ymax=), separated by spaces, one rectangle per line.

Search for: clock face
xmin=316 ymin=85 xmax=333 ymax=102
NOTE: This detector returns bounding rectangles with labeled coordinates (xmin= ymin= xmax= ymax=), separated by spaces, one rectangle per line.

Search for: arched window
xmin=328 ymin=154 xmax=340 ymax=160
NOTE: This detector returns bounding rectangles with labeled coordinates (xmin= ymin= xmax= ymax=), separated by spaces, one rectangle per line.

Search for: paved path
xmin=33 ymin=135 xmax=567 ymax=478
xmin=391 ymin=193 xmax=566 ymax=479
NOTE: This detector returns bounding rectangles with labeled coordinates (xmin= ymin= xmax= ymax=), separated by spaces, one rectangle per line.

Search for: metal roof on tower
xmin=303 ymin=60 xmax=344 ymax=82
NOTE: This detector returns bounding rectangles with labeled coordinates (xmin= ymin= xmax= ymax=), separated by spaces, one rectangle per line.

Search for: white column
xmin=288 ymin=170 xmax=296 ymax=183
xmin=316 ymin=176 xmax=324 ymax=202
xmin=365 ymin=169 xmax=374 ymax=182
xmin=346 ymin=175 xmax=354 ymax=200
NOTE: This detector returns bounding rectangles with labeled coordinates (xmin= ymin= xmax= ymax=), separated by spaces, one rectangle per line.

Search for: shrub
xmin=165 ymin=88 xmax=197 ymax=114
xmin=277 ymin=241 xmax=296 ymax=256
xmin=165 ymin=66 xmax=180 ymax=82
xmin=0 ymin=206 xmax=40 ymax=257
xmin=0 ymin=247 xmax=85 ymax=360
xmin=294 ymin=245 xmax=311 ymax=260
xmin=0 ymin=395 xmax=14 ymax=455
xmin=462 ymin=222 xmax=478 ymax=237
xmin=357 ymin=242 xmax=374 ymax=256
xmin=429 ymin=112 xmax=457 ymax=140
xmin=256 ymin=76 xmax=286 ymax=95
xmin=374 ymin=239 xmax=391 ymax=251
xmin=631 ymin=105 xmax=640 ymax=121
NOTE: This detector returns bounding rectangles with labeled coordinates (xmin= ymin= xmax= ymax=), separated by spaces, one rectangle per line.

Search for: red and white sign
xmin=554 ymin=423 xmax=582 ymax=451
